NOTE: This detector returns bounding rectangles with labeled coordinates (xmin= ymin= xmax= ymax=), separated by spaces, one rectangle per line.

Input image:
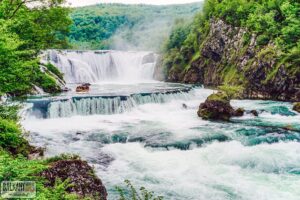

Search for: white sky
xmin=67 ymin=0 xmax=202 ymax=7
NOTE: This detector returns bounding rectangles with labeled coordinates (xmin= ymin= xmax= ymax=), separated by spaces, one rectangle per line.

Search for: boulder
xmin=76 ymin=83 xmax=91 ymax=93
xmin=41 ymin=159 xmax=107 ymax=199
xmin=233 ymin=108 xmax=245 ymax=117
xmin=293 ymin=102 xmax=300 ymax=113
xmin=197 ymin=92 xmax=234 ymax=121
xmin=250 ymin=110 xmax=259 ymax=116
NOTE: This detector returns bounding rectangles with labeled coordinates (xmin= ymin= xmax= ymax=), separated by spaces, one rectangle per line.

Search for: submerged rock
xmin=250 ymin=110 xmax=259 ymax=117
xmin=41 ymin=159 xmax=107 ymax=199
xmin=293 ymin=102 xmax=300 ymax=113
xmin=197 ymin=92 xmax=234 ymax=121
xmin=233 ymin=108 xmax=245 ymax=117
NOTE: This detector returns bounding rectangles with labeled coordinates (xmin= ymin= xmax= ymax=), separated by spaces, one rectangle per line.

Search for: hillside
xmin=68 ymin=3 xmax=202 ymax=51
xmin=162 ymin=0 xmax=300 ymax=101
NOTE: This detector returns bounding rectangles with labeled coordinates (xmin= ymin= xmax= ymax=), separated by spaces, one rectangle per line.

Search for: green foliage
xmin=256 ymin=34 xmax=270 ymax=46
xmin=163 ymin=0 xmax=300 ymax=86
xmin=0 ymin=104 xmax=20 ymax=121
xmin=44 ymin=63 xmax=64 ymax=80
xmin=45 ymin=153 xmax=81 ymax=163
xmin=35 ymin=72 xmax=61 ymax=94
xmin=116 ymin=180 xmax=164 ymax=200
xmin=0 ymin=119 xmax=27 ymax=153
xmin=218 ymin=85 xmax=244 ymax=99
xmin=0 ymin=0 xmax=71 ymax=96
xmin=0 ymin=150 xmax=80 ymax=200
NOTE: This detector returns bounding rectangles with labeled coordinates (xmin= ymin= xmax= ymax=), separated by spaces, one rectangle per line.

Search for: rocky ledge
xmin=41 ymin=159 xmax=107 ymax=199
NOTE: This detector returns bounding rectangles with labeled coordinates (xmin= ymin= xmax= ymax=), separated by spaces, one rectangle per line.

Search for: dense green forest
xmin=163 ymin=0 xmax=300 ymax=100
xmin=68 ymin=3 xmax=202 ymax=50
xmin=0 ymin=0 xmax=71 ymax=96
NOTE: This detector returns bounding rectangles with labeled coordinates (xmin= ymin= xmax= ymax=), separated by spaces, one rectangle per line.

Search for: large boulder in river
xmin=41 ymin=159 xmax=107 ymax=199
xmin=293 ymin=102 xmax=300 ymax=113
xmin=197 ymin=92 xmax=235 ymax=121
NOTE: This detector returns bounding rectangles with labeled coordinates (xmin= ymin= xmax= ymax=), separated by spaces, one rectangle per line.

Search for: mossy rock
xmin=197 ymin=92 xmax=234 ymax=121
xmin=293 ymin=102 xmax=300 ymax=113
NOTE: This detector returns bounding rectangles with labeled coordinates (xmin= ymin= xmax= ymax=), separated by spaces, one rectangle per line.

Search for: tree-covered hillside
xmin=163 ymin=0 xmax=300 ymax=101
xmin=68 ymin=3 xmax=202 ymax=51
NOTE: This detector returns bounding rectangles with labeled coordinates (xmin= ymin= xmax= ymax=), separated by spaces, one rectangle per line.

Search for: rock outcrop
xmin=41 ymin=159 xmax=107 ymax=199
xmin=168 ymin=19 xmax=300 ymax=101
xmin=293 ymin=102 xmax=300 ymax=113
xmin=198 ymin=92 xmax=232 ymax=121
xmin=76 ymin=83 xmax=91 ymax=93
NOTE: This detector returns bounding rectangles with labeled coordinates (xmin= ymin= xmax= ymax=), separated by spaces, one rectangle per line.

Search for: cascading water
xmin=45 ymin=50 xmax=157 ymax=83
xmin=22 ymin=50 xmax=300 ymax=200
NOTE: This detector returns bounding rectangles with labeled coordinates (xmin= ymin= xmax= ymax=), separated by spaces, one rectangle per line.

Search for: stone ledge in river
xmin=198 ymin=92 xmax=245 ymax=121
xmin=293 ymin=102 xmax=300 ymax=113
xmin=41 ymin=159 xmax=107 ymax=199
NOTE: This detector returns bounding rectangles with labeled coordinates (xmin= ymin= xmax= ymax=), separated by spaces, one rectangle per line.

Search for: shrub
xmin=257 ymin=34 xmax=270 ymax=46
xmin=116 ymin=180 xmax=164 ymax=200
xmin=45 ymin=63 xmax=64 ymax=80
xmin=35 ymin=73 xmax=61 ymax=94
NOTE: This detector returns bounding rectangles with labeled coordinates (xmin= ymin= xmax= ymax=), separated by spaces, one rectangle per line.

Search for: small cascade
xmin=45 ymin=50 xmax=158 ymax=83
xmin=28 ymin=88 xmax=198 ymax=118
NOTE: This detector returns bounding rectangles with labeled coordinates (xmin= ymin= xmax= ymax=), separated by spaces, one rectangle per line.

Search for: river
xmin=22 ymin=50 xmax=300 ymax=200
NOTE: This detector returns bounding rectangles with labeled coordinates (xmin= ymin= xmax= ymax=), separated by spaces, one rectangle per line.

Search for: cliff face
xmin=168 ymin=19 xmax=300 ymax=101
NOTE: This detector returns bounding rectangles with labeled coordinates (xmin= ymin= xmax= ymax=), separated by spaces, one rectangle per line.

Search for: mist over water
xmin=23 ymin=50 xmax=300 ymax=199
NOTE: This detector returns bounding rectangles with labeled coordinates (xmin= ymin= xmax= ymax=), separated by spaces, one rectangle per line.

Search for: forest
xmin=68 ymin=3 xmax=202 ymax=50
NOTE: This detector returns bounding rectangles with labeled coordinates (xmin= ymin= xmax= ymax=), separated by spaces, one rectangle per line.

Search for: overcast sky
xmin=67 ymin=0 xmax=202 ymax=7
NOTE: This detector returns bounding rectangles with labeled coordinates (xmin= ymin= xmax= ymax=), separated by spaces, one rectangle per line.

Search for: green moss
xmin=44 ymin=63 xmax=64 ymax=80
xmin=207 ymin=92 xmax=229 ymax=102
xmin=218 ymin=85 xmax=244 ymax=99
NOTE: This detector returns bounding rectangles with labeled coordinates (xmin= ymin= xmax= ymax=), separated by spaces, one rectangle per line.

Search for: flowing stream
xmin=23 ymin=50 xmax=300 ymax=200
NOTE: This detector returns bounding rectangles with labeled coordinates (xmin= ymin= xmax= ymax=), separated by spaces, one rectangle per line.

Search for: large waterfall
xmin=45 ymin=50 xmax=158 ymax=83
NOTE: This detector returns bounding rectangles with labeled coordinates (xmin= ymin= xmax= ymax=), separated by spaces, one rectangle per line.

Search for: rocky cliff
xmin=167 ymin=19 xmax=300 ymax=101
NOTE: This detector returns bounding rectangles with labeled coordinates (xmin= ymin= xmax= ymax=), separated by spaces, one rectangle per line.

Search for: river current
xmin=22 ymin=50 xmax=300 ymax=200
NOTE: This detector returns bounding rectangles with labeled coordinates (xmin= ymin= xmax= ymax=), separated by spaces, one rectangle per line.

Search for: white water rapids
xmin=23 ymin=50 xmax=300 ymax=200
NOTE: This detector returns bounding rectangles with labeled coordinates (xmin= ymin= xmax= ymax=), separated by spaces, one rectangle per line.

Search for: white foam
xmin=99 ymin=141 xmax=300 ymax=200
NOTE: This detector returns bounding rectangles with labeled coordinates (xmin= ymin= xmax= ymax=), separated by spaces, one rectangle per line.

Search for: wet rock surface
xmin=41 ymin=159 xmax=107 ymax=199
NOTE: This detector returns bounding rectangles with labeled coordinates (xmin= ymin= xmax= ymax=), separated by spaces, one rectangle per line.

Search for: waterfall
xmin=27 ymin=88 xmax=200 ymax=118
xmin=45 ymin=50 xmax=158 ymax=83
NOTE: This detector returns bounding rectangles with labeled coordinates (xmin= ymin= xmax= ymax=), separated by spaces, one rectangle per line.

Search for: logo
xmin=1 ymin=181 xmax=36 ymax=199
